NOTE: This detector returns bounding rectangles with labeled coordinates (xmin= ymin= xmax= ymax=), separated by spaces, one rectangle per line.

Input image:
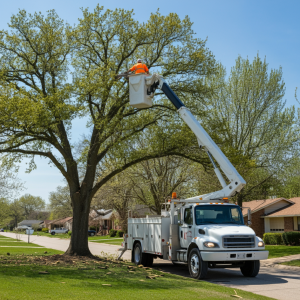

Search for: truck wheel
xmin=240 ymin=260 xmax=260 ymax=277
xmin=51 ymin=232 xmax=55 ymax=235
xmin=133 ymin=243 xmax=146 ymax=265
xmin=188 ymin=248 xmax=208 ymax=279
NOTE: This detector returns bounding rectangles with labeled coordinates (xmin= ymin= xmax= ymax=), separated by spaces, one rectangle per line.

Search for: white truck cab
xmin=117 ymin=73 xmax=269 ymax=278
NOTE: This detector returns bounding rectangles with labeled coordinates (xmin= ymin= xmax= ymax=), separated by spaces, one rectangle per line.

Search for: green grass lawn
xmin=0 ymin=237 xmax=272 ymax=300
xmin=265 ymin=245 xmax=300 ymax=259
xmin=88 ymin=235 xmax=123 ymax=246
xmin=0 ymin=237 xmax=63 ymax=256
xmin=31 ymin=231 xmax=70 ymax=239
xmin=281 ymin=259 xmax=300 ymax=267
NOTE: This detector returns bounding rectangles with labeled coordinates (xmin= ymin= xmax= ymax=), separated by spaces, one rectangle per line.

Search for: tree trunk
xmin=237 ymin=193 xmax=244 ymax=207
xmin=65 ymin=195 xmax=91 ymax=256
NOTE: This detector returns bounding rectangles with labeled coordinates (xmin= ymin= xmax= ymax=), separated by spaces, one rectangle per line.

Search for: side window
xmin=230 ymin=208 xmax=241 ymax=223
xmin=184 ymin=208 xmax=193 ymax=225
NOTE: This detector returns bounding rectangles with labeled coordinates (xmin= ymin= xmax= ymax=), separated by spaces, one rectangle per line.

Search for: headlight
xmin=204 ymin=242 xmax=219 ymax=248
xmin=258 ymin=241 xmax=265 ymax=247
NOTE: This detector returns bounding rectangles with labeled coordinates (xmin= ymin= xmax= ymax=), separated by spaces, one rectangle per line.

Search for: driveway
xmin=1 ymin=232 xmax=300 ymax=300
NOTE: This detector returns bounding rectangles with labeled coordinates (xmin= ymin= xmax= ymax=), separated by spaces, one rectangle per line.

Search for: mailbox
xmin=26 ymin=229 xmax=34 ymax=235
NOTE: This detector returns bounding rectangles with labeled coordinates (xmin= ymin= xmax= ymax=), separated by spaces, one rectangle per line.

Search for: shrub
xmin=109 ymin=229 xmax=117 ymax=237
xmin=68 ymin=231 xmax=72 ymax=236
xmin=116 ymin=230 xmax=124 ymax=237
xmin=42 ymin=228 xmax=49 ymax=233
xmin=282 ymin=231 xmax=300 ymax=246
xmin=263 ymin=233 xmax=283 ymax=245
xmin=89 ymin=226 xmax=96 ymax=231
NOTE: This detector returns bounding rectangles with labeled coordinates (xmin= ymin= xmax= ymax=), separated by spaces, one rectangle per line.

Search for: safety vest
xmin=131 ymin=63 xmax=148 ymax=74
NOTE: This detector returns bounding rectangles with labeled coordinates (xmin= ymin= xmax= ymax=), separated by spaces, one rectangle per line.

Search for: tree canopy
xmin=0 ymin=7 xmax=216 ymax=255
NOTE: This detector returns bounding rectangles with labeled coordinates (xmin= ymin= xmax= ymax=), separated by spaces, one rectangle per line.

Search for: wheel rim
xmin=134 ymin=246 xmax=141 ymax=263
xmin=190 ymin=254 xmax=199 ymax=275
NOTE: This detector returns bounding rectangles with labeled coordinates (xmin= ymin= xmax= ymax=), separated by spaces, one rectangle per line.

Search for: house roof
xmin=101 ymin=211 xmax=113 ymax=220
xmin=265 ymin=197 xmax=300 ymax=217
xmin=48 ymin=217 xmax=72 ymax=225
xmin=96 ymin=209 xmax=113 ymax=216
xmin=242 ymin=197 xmax=293 ymax=215
xmin=42 ymin=220 xmax=52 ymax=225
xmin=18 ymin=220 xmax=43 ymax=226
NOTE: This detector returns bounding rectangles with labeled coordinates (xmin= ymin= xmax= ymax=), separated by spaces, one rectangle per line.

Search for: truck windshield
xmin=195 ymin=205 xmax=244 ymax=225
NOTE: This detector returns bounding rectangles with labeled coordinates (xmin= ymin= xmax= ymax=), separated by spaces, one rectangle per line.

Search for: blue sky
xmin=1 ymin=0 xmax=299 ymax=201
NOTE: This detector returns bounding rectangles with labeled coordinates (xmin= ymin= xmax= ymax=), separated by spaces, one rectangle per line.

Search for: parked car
xmin=17 ymin=225 xmax=32 ymax=230
xmin=49 ymin=228 xmax=69 ymax=235
xmin=88 ymin=230 xmax=96 ymax=236
xmin=0 ymin=228 xmax=4 ymax=232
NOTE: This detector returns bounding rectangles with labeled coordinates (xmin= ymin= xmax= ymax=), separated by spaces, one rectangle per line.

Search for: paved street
xmin=1 ymin=232 xmax=300 ymax=300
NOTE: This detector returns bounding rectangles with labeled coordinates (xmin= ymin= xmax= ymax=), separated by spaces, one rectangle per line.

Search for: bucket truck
xmin=117 ymin=73 xmax=268 ymax=279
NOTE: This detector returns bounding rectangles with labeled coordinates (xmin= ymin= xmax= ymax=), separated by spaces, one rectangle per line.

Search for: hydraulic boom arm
xmin=145 ymin=74 xmax=246 ymax=201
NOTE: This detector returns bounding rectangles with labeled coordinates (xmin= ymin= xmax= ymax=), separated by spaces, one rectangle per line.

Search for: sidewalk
xmin=0 ymin=232 xmax=131 ymax=260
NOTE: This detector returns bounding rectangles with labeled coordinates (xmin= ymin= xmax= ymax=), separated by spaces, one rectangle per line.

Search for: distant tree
xmin=18 ymin=194 xmax=45 ymax=219
xmin=196 ymin=55 xmax=299 ymax=206
xmin=49 ymin=186 xmax=72 ymax=219
xmin=8 ymin=199 xmax=23 ymax=227
xmin=276 ymin=157 xmax=300 ymax=198
xmin=27 ymin=210 xmax=50 ymax=221
xmin=128 ymin=156 xmax=194 ymax=213
xmin=0 ymin=198 xmax=10 ymax=226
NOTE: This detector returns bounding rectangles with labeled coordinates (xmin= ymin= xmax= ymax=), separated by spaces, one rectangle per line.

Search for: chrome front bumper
xmin=201 ymin=250 xmax=269 ymax=261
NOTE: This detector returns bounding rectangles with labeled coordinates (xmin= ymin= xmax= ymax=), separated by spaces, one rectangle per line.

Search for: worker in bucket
xmin=128 ymin=59 xmax=149 ymax=74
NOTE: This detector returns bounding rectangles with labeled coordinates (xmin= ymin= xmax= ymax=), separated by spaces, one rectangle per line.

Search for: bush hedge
xmin=109 ymin=229 xmax=117 ymax=237
xmin=42 ymin=228 xmax=48 ymax=233
xmin=282 ymin=231 xmax=300 ymax=246
xmin=68 ymin=231 xmax=72 ymax=236
xmin=116 ymin=230 xmax=124 ymax=237
xmin=263 ymin=233 xmax=283 ymax=245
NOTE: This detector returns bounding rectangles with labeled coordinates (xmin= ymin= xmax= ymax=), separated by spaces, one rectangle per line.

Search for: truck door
xmin=180 ymin=207 xmax=193 ymax=248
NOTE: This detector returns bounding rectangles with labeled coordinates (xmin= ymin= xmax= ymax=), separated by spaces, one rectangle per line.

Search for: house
xmin=17 ymin=220 xmax=43 ymax=228
xmin=242 ymin=197 xmax=300 ymax=238
xmin=47 ymin=217 xmax=73 ymax=231
xmin=41 ymin=220 xmax=52 ymax=228
xmin=89 ymin=209 xmax=121 ymax=235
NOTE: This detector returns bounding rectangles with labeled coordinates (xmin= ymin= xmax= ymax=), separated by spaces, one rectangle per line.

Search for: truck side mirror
xmin=247 ymin=208 xmax=252 ymax=226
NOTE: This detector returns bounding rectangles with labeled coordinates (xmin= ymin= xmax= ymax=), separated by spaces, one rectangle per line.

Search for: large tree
xmin=0 ymin=7 xmax=215 ymax=255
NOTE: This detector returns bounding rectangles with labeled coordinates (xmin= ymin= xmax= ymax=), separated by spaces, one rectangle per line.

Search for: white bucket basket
xmin=129 ymin=74 xmax=153 ymax=108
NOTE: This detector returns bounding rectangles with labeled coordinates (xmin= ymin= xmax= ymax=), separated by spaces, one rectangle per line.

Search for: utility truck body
xmin=121 ymin=201 xmax=268 ymax=278
xmin=117 ymin=73 xmax=269 ymax=278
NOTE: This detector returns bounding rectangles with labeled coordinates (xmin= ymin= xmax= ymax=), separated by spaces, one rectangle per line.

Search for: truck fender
xmin=187 ymin=242 xmax=199 ymax=260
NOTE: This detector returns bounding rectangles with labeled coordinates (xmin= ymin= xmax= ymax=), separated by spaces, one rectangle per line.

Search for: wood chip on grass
xmin=38 ymin=271 xmax=49 ymax=274
xmin=231 ymin=290 xmax=242 ymax=298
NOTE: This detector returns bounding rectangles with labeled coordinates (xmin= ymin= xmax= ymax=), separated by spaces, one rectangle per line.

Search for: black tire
xmin=240 ymin=260 xmax=260 ymax=277
xmin=90 ymin=233 xmax=95 ymax=236
xmin=51 ymin=232 xmax=55 ymax=235
xmin=188 ymin=248 xmax=208 ymax=279
xmin=133 ymin=243 xmax=148 ymax=266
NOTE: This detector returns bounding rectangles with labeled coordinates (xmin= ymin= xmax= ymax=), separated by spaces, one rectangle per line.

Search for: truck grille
xmin=223 ymin=235 xmax=255 ymax=248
